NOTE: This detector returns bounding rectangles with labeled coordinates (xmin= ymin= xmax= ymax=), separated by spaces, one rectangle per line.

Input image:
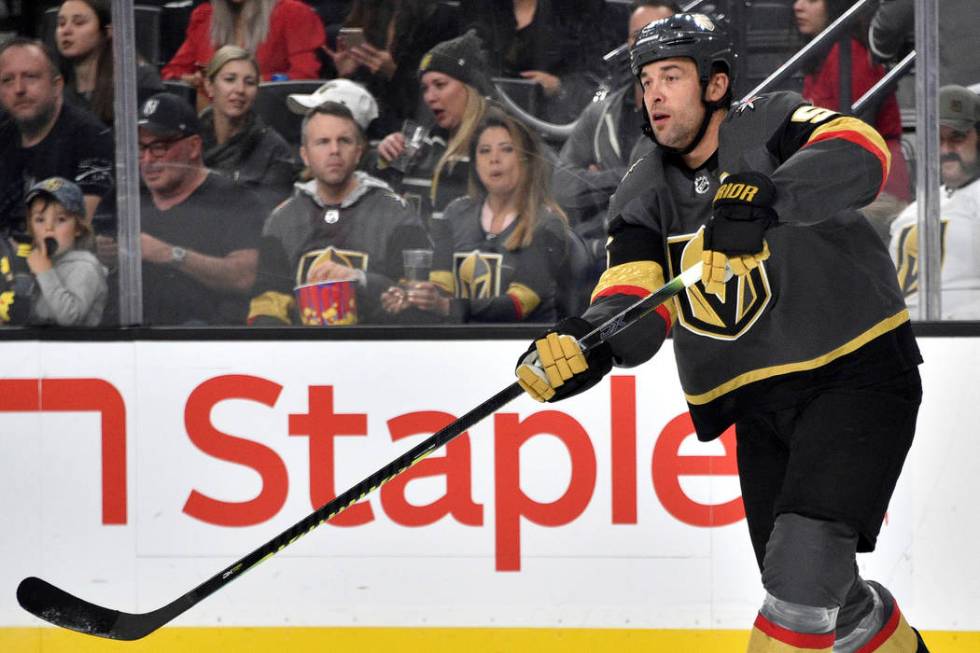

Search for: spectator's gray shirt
xmin=31 ymin=249 xmax=107 ymax=326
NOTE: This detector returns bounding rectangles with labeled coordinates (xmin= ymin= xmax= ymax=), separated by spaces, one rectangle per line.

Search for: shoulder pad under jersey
xmin=609 ymin=147 xmax=665 ymax=218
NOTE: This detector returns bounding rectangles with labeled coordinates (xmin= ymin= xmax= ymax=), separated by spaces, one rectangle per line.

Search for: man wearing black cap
xmin=138 ymin=92 xmax=263 ymax=325
xmin=890 ymin=85 xmax=980 ymax=319
xmin=0 ymin=37 xmax=113 ymax=236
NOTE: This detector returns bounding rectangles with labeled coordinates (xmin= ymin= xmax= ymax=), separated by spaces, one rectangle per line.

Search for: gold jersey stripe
xmin=247 ymin=291 xmax=294 ymax=325
xmin=429 ymin=270 xmax=455 ymax=295
xmin=685 ymin=309 xmax=911 ymax=405
xmin=805 ymin=116 xmax=891 ymax=187
xmin=590 ymin=261 xmax=666 ymax=303
xmin=506 ymin=282 xmax=541 ymax=319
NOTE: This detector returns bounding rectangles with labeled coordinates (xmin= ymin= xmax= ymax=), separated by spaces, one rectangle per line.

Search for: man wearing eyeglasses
xmin=0 ymin=37 xmax=113 ymax=236
xmin=138 ymin=92 xmax=263 ymax=325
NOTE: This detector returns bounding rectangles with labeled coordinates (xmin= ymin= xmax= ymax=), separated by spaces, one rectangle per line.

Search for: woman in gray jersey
xmin=386 ymin=107 xmax=571 ymax=323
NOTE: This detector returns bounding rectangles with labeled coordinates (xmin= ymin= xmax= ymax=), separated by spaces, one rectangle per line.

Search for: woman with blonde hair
xmin=384 ymin=106 xmax=571 ymax=323
xmin=162 ymin=0 xmax=325 ymax=85
xmin=200 ymin=45 xmax=300 ymax=215
xmin=375 ymin=29 xmax=492 ymax=223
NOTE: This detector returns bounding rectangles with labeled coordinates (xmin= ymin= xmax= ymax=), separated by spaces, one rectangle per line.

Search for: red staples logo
xmin=181 ymin=374 xmax=746 ymax=572
xmin=0 ymin=378 xmax=127 ymax=524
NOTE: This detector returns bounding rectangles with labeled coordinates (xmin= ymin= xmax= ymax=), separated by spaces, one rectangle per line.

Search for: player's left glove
xmin=515 ymin=317 xmax=613 ymax=402
xmin=702 ymin=171 xmax=778 ymax=296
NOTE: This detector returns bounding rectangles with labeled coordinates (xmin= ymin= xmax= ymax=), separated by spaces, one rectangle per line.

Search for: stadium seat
xmin=254 ymin=79 xmax=329 ymax=147
xmin=161 ymin=79 xmax=196 ymax=109
xmin=493 ymin=77 xmax=542 ymax=117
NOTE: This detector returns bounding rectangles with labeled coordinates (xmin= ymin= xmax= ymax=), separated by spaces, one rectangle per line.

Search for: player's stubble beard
xmin=649 ymin=93 xmax=708 ymax=154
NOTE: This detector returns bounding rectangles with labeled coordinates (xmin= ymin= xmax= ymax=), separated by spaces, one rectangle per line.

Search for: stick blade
xmin=17 ymin=576 xmax=157 ymax=640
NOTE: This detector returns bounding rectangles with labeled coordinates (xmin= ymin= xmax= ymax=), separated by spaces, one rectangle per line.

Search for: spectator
xmin=552 ymin=0 xmax=677 ymax=255
xmin=890 ymin=85 xmax=980 ymax=320
xmin=387 ymin=107 xmax=570 ymax=323
xmin=162 ymin=0 xmax=326 ymax=88
xmin=869 ymin=0 xmax=979 ymax=88
xmin=794 ymin=0 xmax=912 ymax=233
xmin=22 ymin=176 xmax=107 ymax=325
xmin=375 ymin=29 xmax=492 ymax=222
xmin=286 ymin=77 xmax=380 ymax=137
xmin=200 ymin=45 xmax=301 ymax=216
xmin=248 ymin=101 xmax=431 ymax=325
xmin=0 ymin=37 xmax=114 ymax=235
xmin=323 ymin=0 xmax=461 ymax=135
xmin=461 ymin=0 xmax=604 ymax=123
xmin=55 ymin=0 xmax=164 ymax=127
xmin=138 ymin=92 xmax=262 ymax=325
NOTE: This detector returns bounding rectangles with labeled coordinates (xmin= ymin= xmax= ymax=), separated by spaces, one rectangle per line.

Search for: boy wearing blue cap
xmin=23 ymin=176 xmax=107 ymax=325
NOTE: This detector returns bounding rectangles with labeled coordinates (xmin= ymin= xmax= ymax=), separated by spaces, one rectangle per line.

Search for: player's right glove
xmin=702 ymin=171 xmax=778 ymax=296
xmin=515 ymin=316 xmax=613 ymax=402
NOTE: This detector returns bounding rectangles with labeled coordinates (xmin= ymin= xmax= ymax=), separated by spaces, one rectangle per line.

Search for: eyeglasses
xmin=137 ymin=136 xmax=188 ymax=157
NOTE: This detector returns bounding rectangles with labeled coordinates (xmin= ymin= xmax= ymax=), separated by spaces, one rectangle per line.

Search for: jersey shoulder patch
xmin=727 ymin=90 xmax=816 ymax=125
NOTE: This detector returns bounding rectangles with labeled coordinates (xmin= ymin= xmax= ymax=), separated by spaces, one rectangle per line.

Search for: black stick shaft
xmin=17 ymin=261 xmax=702 ymax=639
xmin=184 ymin=381 xmax=524 ymax=609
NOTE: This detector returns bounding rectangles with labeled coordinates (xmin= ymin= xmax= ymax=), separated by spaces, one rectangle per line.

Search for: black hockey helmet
xmin=630 ymin=13 xmax=738 ymax=155
xmin=630 ymin=13 xmax=738 ymax=103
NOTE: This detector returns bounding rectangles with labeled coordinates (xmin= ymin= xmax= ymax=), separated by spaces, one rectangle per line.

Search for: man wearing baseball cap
xmin=889 ymin=85 xmax=980 ymax=319
xmin=936 ymin=85 xmax=980 ymax=190
xmin=137 ymin=92 xmax=263 ymax=325
xmin=286 ymin=79 xmax=380 ymax=134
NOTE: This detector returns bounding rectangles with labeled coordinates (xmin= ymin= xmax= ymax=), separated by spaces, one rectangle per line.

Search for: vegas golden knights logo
xmin=893 ymin=220 xmax=949 ymax=296
xmin=453 ymin=250 xmax=502 ymax=299
xmin=296 ymin=246 xmax=369 ymax=285
xmin=667 ymin=230 xmax=771 ymax=340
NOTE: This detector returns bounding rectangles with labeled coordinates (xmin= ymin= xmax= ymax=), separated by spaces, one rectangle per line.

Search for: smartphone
xmin=338 ymin=27 xmax=366 ymax=50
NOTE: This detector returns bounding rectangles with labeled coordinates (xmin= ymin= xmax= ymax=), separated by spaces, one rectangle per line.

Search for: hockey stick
xmin=16 ymin=261 xmax=704 ymax=640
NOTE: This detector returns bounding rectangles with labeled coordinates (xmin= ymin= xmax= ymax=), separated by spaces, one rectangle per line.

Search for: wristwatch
xmin=170 ymin=246 xmax=187 ymax=266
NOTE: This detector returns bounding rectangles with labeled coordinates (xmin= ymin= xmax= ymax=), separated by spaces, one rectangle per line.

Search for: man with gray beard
xmin=0 ymin=37 xmax=113 ymax=236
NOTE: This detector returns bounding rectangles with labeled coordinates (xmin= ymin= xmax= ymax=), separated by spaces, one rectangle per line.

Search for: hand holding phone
xmin=338 ymin=28 xmax=366 ymax=50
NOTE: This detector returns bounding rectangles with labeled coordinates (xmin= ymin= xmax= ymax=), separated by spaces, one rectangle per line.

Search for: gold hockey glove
xmin=516 ymin=317 xmax=613 ymax=402
xmin=702 ymin=172 xmax=777 ymax=295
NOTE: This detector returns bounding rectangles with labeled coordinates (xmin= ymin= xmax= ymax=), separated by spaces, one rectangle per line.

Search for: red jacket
xmin=162 ymin=0 xmax=325 ymax=81
xmin=803 ymin=39 xmax=910 ymax=200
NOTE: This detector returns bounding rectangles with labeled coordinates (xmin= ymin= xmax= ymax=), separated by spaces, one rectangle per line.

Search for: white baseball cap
xmin=287 ymin=79 xmax=379 ymax=130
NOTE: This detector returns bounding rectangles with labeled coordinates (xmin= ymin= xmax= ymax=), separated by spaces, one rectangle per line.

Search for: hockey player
xmin=516 ymin=13 xmax=928 ymax=653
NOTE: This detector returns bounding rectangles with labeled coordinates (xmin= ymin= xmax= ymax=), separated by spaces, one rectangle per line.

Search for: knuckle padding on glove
xmin=517 ymin=316 xmax=613 ymax=402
